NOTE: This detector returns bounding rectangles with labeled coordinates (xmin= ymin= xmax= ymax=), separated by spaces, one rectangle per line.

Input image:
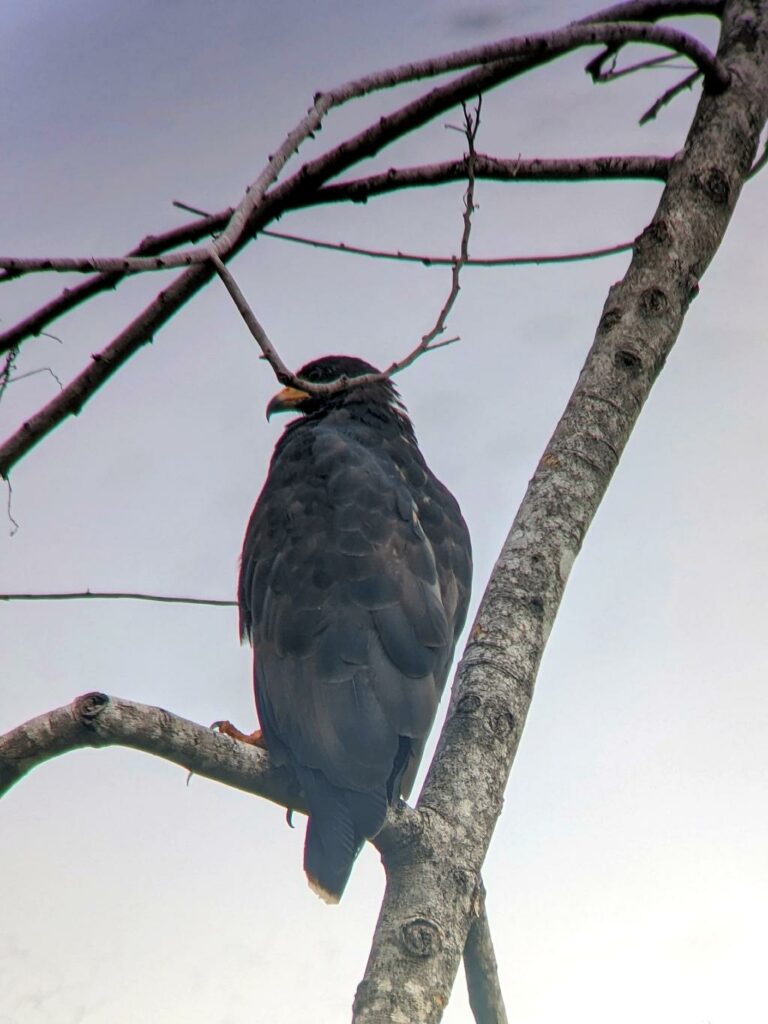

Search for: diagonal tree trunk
xmin=351 ymin=1 xmax=768 ymax=1019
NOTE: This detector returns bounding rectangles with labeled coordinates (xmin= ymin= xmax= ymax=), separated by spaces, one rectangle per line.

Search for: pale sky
xmin=2 ymin=2 xmax=767 ymax=1022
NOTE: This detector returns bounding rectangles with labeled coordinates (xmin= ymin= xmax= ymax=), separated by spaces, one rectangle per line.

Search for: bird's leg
xmin=211 ymin=720 xmax=266 ymax=747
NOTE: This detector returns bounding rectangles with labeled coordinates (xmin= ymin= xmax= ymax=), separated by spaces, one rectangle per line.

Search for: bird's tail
xmin=299 ymin=768 xmax=387 ymax=904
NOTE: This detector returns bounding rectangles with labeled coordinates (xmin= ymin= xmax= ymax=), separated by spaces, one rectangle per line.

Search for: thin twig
xmin=0 ymin=24 xmax=727 ymax=281
xmin=404 ymin=100 xmax=480 ymax=357
xmin=313 ymin=153 xmax=670 ymax=205
xmin=5 ymin=367 xmax=64 ymax=389
xmin=585 ymin=0 xmax=723 ymax=22
xmin=588 ymin=50 xmax=681 ymax=80
xmin=0 ymin=214 xmax=227 ymax=358
xmin=0 ymin=591 xmax=236 ymax=607
xmin=0 ymin=253 xmax=206 ymax=276
xmin=0 ymin=12 xmax=725 ymax=475
xmin=209 ymin=252 xmax=296 ymax=385
xmin=5 ymin=478 xmax=19 ymax=536
xmin=639 ymin=69 xmax=702 ymax=123
xmin=212 ymin=101 xmax=481 ymax=396
xmin=261 ymin=227 xmax=634 ymax=267
xmin=173 ymin=200 xmax=213 ymax=218
xmin=0 ymin=347 xmax=18 ymax=404
xmin=0 ymin=155 xmax=668 ymax=362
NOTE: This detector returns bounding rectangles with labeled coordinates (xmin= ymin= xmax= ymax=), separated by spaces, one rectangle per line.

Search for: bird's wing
xmin=238 ymin=424 xmax=455 ymax=796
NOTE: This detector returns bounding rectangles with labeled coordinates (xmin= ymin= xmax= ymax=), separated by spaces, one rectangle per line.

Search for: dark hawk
xmin=235 ymin=355 xmax=472 ymax=903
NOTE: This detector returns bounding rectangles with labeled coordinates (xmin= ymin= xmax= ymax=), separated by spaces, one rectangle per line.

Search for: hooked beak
xmin=266 ymin=385 xmax=310 ymax=420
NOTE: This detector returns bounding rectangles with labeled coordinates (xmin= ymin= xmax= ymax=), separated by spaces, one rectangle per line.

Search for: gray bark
xmin=1 ymin=2 xmax=766 ymax=1021
xmin=352 ymin=1 xmax=768 ymax=1019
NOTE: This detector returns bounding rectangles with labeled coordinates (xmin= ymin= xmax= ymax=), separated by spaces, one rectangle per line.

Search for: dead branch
xmin=351 ymin=0 xmax=768 ymax=1013
xmin=210 ymin=250 xmax=297 ymax=386
xmin=0 ymin=7 xmax=731 ymax=477
xmin=463 ymin=886 xmax=508 ymax=1024
xmin=0 ymin=591 xmax=236 ymax=607
xmin=0 ymin=155 xmax=668 ymax=363
xmin=2 ymin=41 xmax=645 ymax=478
xmin=0 ymin=155 xmax=671 ymax=282
xmin=2 ymin=366 xmax=64 ymax=390
xmin=0 ymin=214 xmax=226 ymax=358
xmin=0 ymin=692 xmax=503 ymax=1023
xmin=0 ymin=692 xmax=302 ymax=809
xmin=640 ymin=69 xmax=702 ymax=122
xmin=212 ymin=102 xmax=480 ymax=395
xmin=0 ymin=23 xmax=726 ymax=282
xmin=586 ymin=0 xmax=723 ymax=20
xmin=314 ymin=153 xmax=671 ymax=203
xmin=261 ymin=227 xmax=635 ymax=267
xmin=0 ymin=17 xmax=724 ymax=284
xmin=587 ymin=49 xmax=680 ymax=80
xmin=384 ymin=101 xmax=480 ymax=376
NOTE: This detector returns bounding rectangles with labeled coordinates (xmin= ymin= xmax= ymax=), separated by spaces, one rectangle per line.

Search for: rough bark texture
xmin=0 ymin=694 xmax=505 ymax=1019
xmin=0 ymin=693 xmax=304 ymax=812
xmin=351 ymin=2 xmax=768 ymax=1020
xmin=463 ymin=889 xmax=508 ymax=1024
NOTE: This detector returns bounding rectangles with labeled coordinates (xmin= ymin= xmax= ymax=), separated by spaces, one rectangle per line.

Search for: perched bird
xmin=234 ymin=355 xmax=472 ymax=903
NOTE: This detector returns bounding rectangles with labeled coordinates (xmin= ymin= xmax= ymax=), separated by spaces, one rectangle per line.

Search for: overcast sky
xmin=2 ymin=2 xmax=767 ymax=1022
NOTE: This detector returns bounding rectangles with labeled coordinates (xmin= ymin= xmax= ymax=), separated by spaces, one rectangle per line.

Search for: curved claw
xmin=211 ymin=719 xmax=266 ymax=748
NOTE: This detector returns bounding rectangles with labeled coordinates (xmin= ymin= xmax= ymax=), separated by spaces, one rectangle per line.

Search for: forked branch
xmin=211 ymin=102 xmax=482 ymax=396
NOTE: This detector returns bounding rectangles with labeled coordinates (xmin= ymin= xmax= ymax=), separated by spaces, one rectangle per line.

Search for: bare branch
xmin=213 ymin=102 xmax=481 ymax=396
xmin=4 ymin=477 xmax=18 ymax=536
xmin=464 ymin=887 xmax=508 ymax=1024
xmin=262 ymin=227 xmax=635 ymax=267
xmin=640 ymin=69 xmax=703 ymax=123
xmin=0 ymin=23 xmax=726 ymax=282
xmin=0 ymin=591 xmax=236 ymax=607
xmin=585 ymin=0 xmax=724 ymax=20
xmin=352 ymin=3 xmax=768 ymax=1017
xmin=0 ymin=347 xmax=18 ymax=404
xmin=0 ymin=154 xmax=668 ymax=363
xmin=314 ymin=153 xmax=671 ymax=204
xmin=0 ymin=214 xmax=225 ymax=358
xmin=209 ymin=251 xmax=297 ymax=386
xmin=0 ymin=12 xmax=729 ymax=478
xmin=172 ymin=200 xmax=213 ymax=218
xmin=587 ymin=49 xmax=681 ymax=81
xmin=0 ymin=253 xmax=207 ymax=276
xmin=387 ymin=101 xmax=480 ymax=368
xmin=4 ymin=366 xmax=64 ymax=390
xmin=0 ymin=692 xmax=302 ymax=809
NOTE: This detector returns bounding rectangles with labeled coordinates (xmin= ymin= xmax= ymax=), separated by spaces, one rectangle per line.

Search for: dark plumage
xmin=238 ymin=356 xmax=472 ymax=902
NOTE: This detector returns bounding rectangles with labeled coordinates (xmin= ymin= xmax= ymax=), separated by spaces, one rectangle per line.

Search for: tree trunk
xmin=351 ymin=1 xmax=768 ymax=1019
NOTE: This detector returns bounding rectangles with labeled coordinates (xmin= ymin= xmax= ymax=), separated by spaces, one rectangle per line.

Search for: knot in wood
xmin=695 ymin=167 xmax=730 ymax=205
xmin=76 ymin=692 xmax=109 ymax=726
xmin=639 ymin=287 xmax=668 ymax=317
xmin=528 ymin=595 xmax=544 ymax=617
xmin=453 ymin=866 xmax=477 ymax=896
xmin=400 ymin=917 xmax=442 ymax=959
xmin=486 ymin=704 xmax=515 ymax=740
xmin=456 ymin=693 xmax=482 ymax=716
xmin=614 ymin=349 xmax=642 ymax=376
xmin=598 ymin=309 xmax=622 ymax=333
xmin=730 ymin=14 xmax=759 ymax=51
xmin=645 ymin=218 xmax=671 ymax=247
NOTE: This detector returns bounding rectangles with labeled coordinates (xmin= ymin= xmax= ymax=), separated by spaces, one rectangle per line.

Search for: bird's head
xmin=266 ymin=355 xmax=403 ymax=420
